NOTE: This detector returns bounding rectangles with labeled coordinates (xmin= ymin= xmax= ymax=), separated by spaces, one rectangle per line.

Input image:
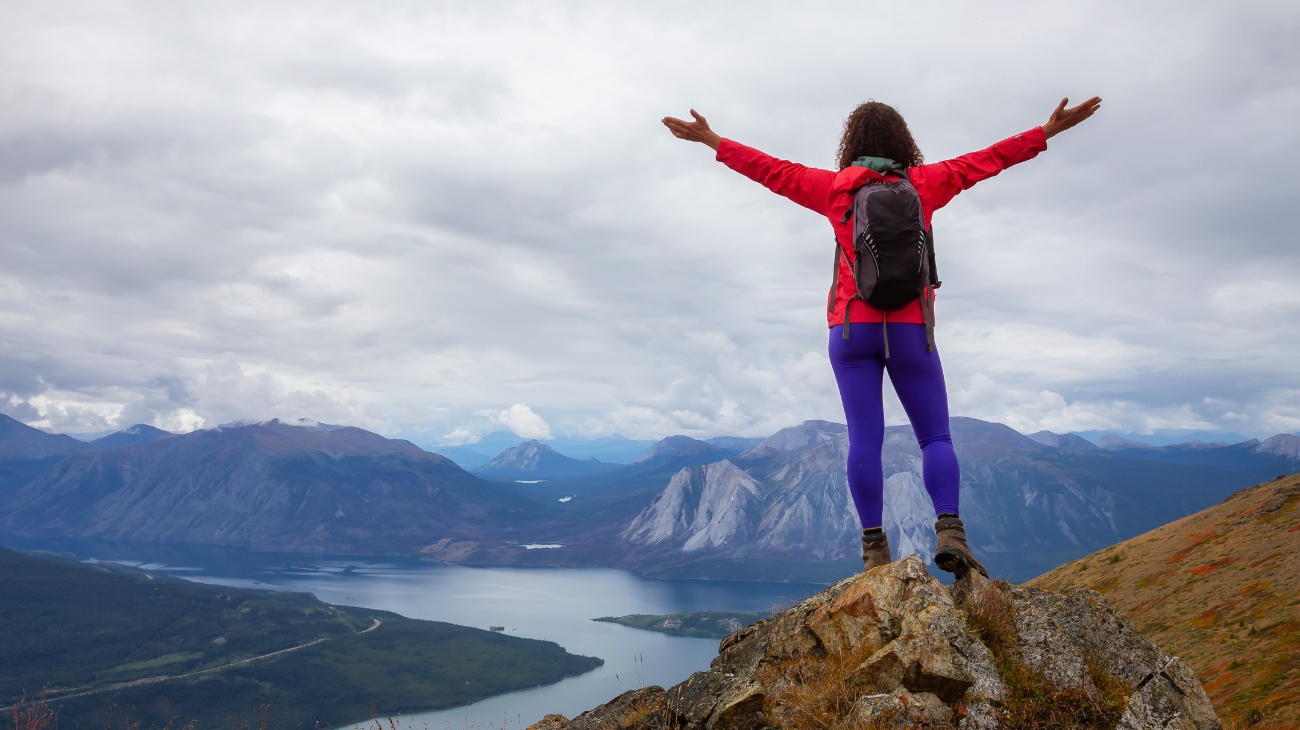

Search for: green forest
xmin=0 ymin=548 xmax=602 ymax=728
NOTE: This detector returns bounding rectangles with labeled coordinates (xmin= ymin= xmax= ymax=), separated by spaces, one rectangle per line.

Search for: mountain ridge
xmin=0 ymin=419 xmax=547 ymax=553
xmin=1 ymin=414 xmax=1297 ymax=584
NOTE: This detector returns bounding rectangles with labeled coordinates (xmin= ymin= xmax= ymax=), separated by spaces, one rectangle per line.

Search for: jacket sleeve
xmin=910 ymin=127 xmax=1048 ymax=213
xmin=715 ymin=139 xmax=835 ymax=216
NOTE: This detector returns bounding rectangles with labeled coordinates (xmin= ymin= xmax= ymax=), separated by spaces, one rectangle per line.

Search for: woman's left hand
xmin=1042 ymin=96 xmax=1102 ymax=139
xmin=663 ymin=110 xmax=722 ymax=150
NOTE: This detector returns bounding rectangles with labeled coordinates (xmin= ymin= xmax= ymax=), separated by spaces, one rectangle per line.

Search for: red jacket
xmin=716 ymin=127 xmax=1049 ymax=327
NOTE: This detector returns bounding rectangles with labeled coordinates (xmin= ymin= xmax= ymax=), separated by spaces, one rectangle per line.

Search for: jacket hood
xmin=850 ymin=156 xmax=900 ymax=173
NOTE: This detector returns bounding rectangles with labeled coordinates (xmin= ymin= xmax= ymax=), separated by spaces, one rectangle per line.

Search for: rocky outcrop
xmin=530 ymin=555 xmax=1218 ymax=730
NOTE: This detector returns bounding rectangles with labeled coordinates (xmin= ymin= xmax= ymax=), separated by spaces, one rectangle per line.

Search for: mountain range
xmin=0 ymin=413 xmax=1296 ymax=582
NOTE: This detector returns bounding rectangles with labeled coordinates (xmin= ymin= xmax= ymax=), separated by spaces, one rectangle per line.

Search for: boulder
xmin=853 ymin=687 xmax=954 ymax=726
xmin=536 ymin=555 xmax=1219 ymax=729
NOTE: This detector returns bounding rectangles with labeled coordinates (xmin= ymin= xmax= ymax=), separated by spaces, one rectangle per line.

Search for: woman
xmin=662 ymin=97 xmax=1101 ymax=578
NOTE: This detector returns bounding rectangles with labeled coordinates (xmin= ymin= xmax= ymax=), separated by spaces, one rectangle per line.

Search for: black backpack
xmin=834 ymin=170 xmax=939 ymax=355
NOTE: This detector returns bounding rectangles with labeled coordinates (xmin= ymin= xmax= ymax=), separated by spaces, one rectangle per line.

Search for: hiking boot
xmin=862 ymin=528 xmax=892 ymax=571
xmin=934 ymin=514 xmax=989 ymax=579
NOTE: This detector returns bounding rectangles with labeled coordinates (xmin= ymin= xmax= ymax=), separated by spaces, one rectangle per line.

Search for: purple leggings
xmin=829 ymin=322 xmax=960 ymax=529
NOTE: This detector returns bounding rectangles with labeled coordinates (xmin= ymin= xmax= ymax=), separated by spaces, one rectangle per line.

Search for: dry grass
xmin=956 ymin=579 xmax=1132 ymax=730
xmin=954 ymin=578 xmax=1018 ymax=658
xmin=9 ymin=694 xmax=56 ymax=730
xmin=756 ymin=642 xmax=953 ymax=730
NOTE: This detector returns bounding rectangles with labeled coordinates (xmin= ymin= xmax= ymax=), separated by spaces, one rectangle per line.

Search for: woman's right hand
xmin=663 ymin=110 xmax=722 ymax=150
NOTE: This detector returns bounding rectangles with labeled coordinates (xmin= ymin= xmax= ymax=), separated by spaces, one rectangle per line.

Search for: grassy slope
xmin=592 ymin=611 xmax=769 ymax=639
xmin=0 ymin=548 xmax=601 ymax=728
xmin=1030 ymin=474 xmax=1300 ymax=727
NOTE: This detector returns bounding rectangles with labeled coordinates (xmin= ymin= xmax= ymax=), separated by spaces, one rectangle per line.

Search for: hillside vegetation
xmin=0 ymin=547 xmax=602 ymax=728
xmin=1031 ymin=474 xmax=1300 ymax=727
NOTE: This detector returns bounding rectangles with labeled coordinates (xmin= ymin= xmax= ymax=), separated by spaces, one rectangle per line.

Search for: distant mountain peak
xmin=740 ymin=420 xmax=847 ymax=459
xmin=479 ymin=440 xmax=560 ymax=471
xmin=629 ymin=435 xmax=718 ymax=466
xmin=89 ymin=424 xmax=173 ymax=451
xmin=473 ymin=439 xmax=619 ymax=480
xmin=1169 ymin=440 xmax=1232 ymax=450
xmin=1096 ymin=434 xmax=1159 ymax=451
xmin=0 ymin=413 xmax=88 ymax=459
xmin=1026 ymin=430 xmax=1101 ymax=452
xmin=1255 ymin=433 xmax=1300 ymax=460
xmin=217 ymin=417 xmax=345 ymax=432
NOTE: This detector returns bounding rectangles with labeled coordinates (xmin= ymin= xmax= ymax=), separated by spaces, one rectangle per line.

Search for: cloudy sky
xmin=2 ymin=1 xmax=1297 ymax=447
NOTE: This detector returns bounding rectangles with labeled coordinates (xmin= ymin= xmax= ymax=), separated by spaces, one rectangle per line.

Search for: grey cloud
xmin=1 ymin=1 xmax=1297 ymax=441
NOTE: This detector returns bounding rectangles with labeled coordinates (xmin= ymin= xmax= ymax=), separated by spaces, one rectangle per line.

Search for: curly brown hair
xmin=836 ymin=101 xmax=923 ymax=170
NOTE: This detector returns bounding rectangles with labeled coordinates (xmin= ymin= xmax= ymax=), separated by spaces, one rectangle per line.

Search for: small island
xmin=593 ymin=611 xmax=769 ymax=639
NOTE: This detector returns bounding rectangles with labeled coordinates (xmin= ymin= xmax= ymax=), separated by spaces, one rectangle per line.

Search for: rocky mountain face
xmin=1032 ymin=473 xmax=1300 ymax=727
xmin=473 ymin=440 xmax=620 ymax=481
xmin=621 ymin=461 xmax=764 ymax=552
xmin=530 ymin=556 xmax=1219 ymax=730
xmin=0 ymin=419 xmax=544 ymax=552
xmin=618 ymin=418 xmax=1300 ymax=581
xmin=418 ymin=435 xmax=767 ymax=569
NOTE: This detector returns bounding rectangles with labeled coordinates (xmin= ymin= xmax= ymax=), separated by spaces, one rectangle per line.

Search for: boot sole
xmin=935 ymin=551 xmax=967 ymax=577
xmin=935 ymin=548 xmax=989 ymax=579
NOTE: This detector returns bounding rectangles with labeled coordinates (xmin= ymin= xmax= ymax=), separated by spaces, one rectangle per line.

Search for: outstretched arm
xmin=1042 ymin=96 xmax=1102 ymax=139
xmin=910 ymin=94 xmax=1102 ymax=215
xmin=662 ymin=109 xmax=722 ymax=150
xmin=663 ymin=109 xmax=834 ymax=215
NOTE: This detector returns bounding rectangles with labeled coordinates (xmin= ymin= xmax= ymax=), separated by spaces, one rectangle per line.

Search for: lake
xmin=0 ymin=537 xmax=829 ymax=729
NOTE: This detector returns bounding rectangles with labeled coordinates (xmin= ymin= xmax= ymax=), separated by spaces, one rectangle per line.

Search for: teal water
xmin=0 ymin=537 xmax=826 ymax=728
